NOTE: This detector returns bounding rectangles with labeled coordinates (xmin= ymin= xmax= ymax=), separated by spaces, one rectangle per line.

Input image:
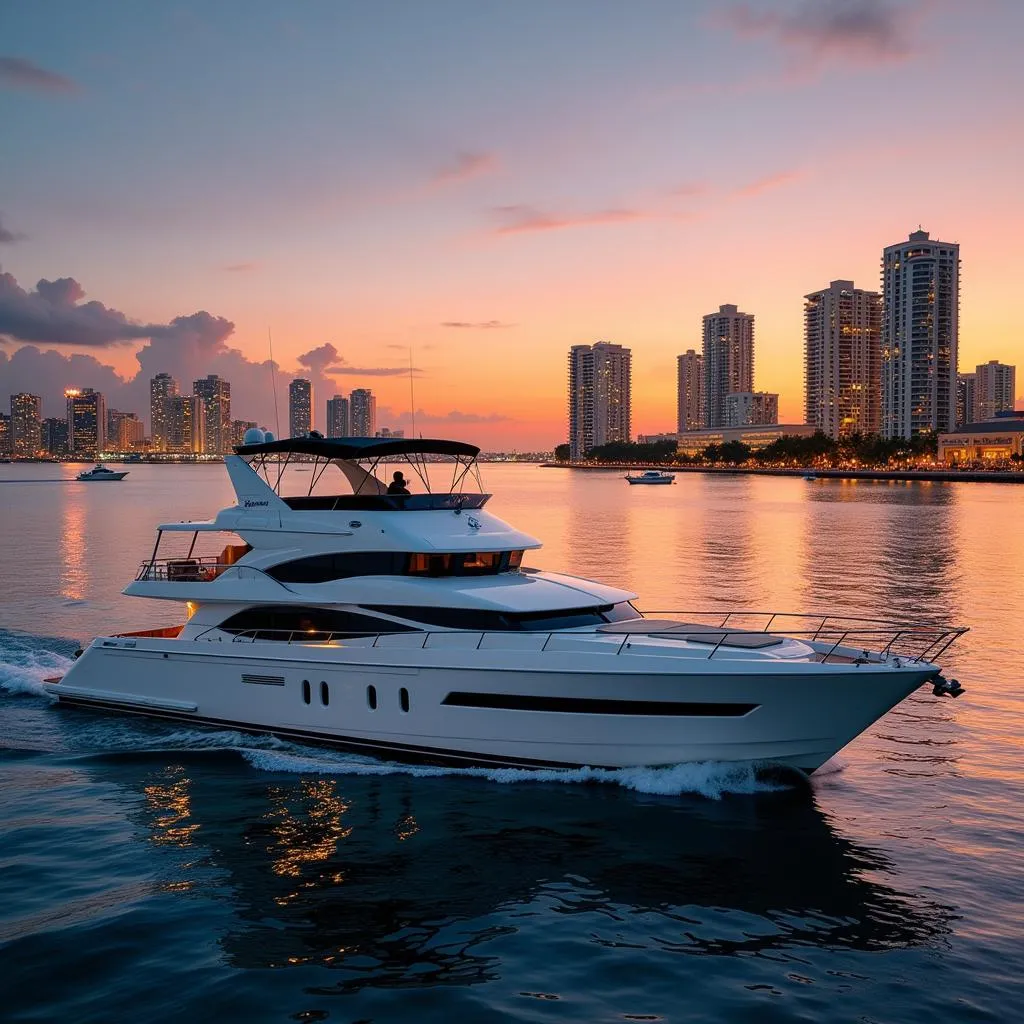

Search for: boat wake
xmin=0 ymin=633 xmax=73 ymax=698
xmin=238 ymin=747 xmax=800 ymax=799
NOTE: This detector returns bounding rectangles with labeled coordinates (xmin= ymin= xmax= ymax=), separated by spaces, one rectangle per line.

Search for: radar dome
xmin=263 ymin=431 xmax=276 ymax=442
xmin=242 ymin=427 xmax=265 ymax=445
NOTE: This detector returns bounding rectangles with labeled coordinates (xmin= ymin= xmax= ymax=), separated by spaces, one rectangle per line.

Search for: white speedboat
xmin=626 ymin=470 xmax=674 ymax=485
xmin=77 ymin=463 xmax=128 ymax=481
xmin=44 ymin=434 xmax=966 ymax=773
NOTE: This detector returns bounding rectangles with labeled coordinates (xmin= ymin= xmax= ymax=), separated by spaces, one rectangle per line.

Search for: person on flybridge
xmin=387 ymin=471 xmax=411 ymax=495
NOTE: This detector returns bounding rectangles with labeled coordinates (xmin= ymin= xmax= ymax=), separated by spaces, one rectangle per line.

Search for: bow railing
xmin=192 ymin=611 xmax=967 ymax=665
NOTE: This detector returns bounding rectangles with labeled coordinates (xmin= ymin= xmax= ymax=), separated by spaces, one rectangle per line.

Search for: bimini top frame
xmin=235 ymin=434 xmax=486 ymax=506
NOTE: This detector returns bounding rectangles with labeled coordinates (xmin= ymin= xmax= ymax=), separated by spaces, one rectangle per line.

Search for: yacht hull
xmin=44 ymin=638 xmax=939 ymax=772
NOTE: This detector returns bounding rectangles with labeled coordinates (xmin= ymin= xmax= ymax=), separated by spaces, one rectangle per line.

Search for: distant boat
xmin=803 ymin=472 xmax=818 ymax=481
xmin=77 ymin=464 xmax=129 ymax=482
xmin=625 ymin=470 xmax=675 ymax=485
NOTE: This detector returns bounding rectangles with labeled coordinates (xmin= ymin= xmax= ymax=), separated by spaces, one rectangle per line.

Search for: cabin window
xmin=399 ymin=688 xmax=410 ymax=713
xmin=217 ymin=605 xmax=418 ymax=640
xmin=364 ymin=602 xmax=640 ymax=632
xmin=320 ymin=681 xmax=329 ymax=706
xmin=267 ymin=550 xmax=526 ymax=583
xmin=302 ymin=680 xmax=311 ymax=704
xmin=367 ymin=685 xmax=377 ymax=710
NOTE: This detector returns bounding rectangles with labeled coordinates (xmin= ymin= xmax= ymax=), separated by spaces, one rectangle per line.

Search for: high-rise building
xmin=0 ymin=413 xmax=10 ymax=457
xmin=376 ymin=427 xmax=405 ymax=438
xmin=107 ymin=410 xmax=144 ymax=452
xmin=193 ymin=374 xmax=231 ymax=454
xmin=676 ymin=350 xmax=704 ymax=433
xmin=326 ymin=395 xmax=350 ymax=437
xmin=40 ymin=417 xmax=68 ymax=456
xmin=150 ymin=373 xmax=178 ymax=452
xmin=956 ymin=372 xmax=976 ymax=427
xmin=881 ymin=229 xmax=960 ymax=439
xmin=350 ymin=388 xmax=377 ymax=437
xmin=289 ymin=378 xmax=312 ymax=437
xmin=804 ymin=280 xmax=882 ymax=438
xmin=104 ymin=411 xmax=144 ymax=452
xmin=167 ymin=395 xmax=205 ymax=454
xmin=568 ymin=341 xmax=632 ymax=459
xmin=232 ymin=420 xmax=258 ymax=447
xmin=724 ymin=391 xmax=779 ymax=428
xmin=10 ymin=393 xmax=42 ymax=458
xmin=66 ymin=388 xmax=106 ymax=457
xmin=973 ymin=360 xmax=1016 ymax=422
xmin=702 ymin=305 xmax=754 ymax=428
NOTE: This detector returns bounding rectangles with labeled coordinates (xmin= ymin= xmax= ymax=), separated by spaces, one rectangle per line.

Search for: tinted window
xmin=364 ymin=602 xmax=640 ymax=631
xmin=268 ymin=551 xmax=407 ymax=583
xmin=267 ymin=550 xmax=525 ymax=583
xmin=218 ymin=605 xmax=418 ymax=640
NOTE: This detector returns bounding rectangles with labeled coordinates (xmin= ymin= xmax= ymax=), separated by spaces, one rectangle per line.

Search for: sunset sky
xmin=2 ymin=0 xmax=1023 ymax=448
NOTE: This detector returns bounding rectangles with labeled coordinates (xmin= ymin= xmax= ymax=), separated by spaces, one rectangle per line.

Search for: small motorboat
xmin=77 ymin=464 xmax=129 ymax=482
xmin=625 ymin=470 xmax=675 ymax=485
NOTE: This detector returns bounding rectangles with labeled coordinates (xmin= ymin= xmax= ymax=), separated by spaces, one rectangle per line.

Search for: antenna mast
xmin=409 ymin=346 xmax=417 ymax=438
xmin=267 ymin=328 xmax=281 ymax=437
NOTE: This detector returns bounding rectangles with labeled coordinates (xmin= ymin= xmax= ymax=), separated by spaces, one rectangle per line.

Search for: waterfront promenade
xmin=543 ymin=463 xmax=1024 ymax=484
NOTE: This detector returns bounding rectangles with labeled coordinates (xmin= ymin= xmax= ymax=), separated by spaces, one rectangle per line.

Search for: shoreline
xmin=541 ymin=463 xmax=1024 ymax=484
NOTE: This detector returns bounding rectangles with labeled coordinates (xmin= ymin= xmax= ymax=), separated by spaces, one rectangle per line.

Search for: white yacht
xmin=44 ymin=434 xmax=967 ymax=773
xmin=77 ymin=463 xmax=128 ymax=481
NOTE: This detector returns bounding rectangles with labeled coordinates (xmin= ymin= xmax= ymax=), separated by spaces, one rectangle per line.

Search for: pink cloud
xmin=731 ymin=169 xmax=805 ymax=198
xmin=223 ymin=261 xmax=260 ymax=273
xmin=491 ymin=205 xmax=645 ymax=236
xmin=431 ymin=151 xmax=499 ymax=186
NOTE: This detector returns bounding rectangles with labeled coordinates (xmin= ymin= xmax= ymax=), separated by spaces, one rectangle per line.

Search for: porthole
xmin=399 ymin=687 xmax=410 ymax=713
xmin=320 ymin=681 xmax=329 ymax=706
xmin=367 ymin=685 xmax=377 ymax=710
xmin=301 ymin=679 xmax=310 ymax=704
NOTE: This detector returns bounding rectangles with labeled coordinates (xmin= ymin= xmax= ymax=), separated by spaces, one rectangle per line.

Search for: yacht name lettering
xmin=244 ymin=499 xmax=269 ymax=508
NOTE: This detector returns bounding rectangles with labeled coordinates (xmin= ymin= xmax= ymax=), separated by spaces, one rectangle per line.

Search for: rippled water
xmin=2 ymin=463 xmax=1022 ymax=1022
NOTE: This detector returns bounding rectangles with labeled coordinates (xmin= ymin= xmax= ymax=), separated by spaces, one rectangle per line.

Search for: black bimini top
xmin=234 ymin=436 xmax=481 ymax=459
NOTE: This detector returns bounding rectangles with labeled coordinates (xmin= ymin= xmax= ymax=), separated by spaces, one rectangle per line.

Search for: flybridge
xmin=231 ymin=433 xmax=490 ymax=511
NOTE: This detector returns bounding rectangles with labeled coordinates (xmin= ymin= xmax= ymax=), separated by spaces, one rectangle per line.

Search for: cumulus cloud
xmin=720 ymin=0 xmax=924 ymax=66
xmin=441 ymin=320 xmax=514 ymax=330
xmin=492 ymin=204 xmax=645 ymax=235
xmin=431 ymin=151 xmax=498 ymax=186
xmin=0 ymin=214 xmax=26 ymax=244
xmin=0 ymin=273 xmax=234 ymax=351
xmin=0 ymin=55 xmax=79 ymax=94
xmin=0 ymin=273 xmax=168 ymax=347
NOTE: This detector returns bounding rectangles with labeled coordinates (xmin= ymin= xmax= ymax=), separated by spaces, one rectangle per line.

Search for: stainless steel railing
xmin=135 ymin=558 xmax=296 ymax=590
xmin=193 ymin=614 xmax=967 ymax=665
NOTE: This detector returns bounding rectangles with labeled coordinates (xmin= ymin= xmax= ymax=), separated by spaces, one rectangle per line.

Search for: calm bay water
xmin=1 ymin=463 xmax=1022 ymax=1022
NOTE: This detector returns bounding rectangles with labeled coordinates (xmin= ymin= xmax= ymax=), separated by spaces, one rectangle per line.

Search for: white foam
xmin=0 ymin=638 xmax=72 ymax=698
xmin=156 ymin=728 xmax=292 ymax=751
xmin=240 ymin=748 xmax=783 ymax=799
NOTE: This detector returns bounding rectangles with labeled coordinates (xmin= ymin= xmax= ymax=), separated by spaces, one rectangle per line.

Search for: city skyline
xmin=2 ymin=2 xmax=1023 ymax=448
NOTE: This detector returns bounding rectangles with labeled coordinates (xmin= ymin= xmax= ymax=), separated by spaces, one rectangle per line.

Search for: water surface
xmin=1 ymin=464 xmax=1021 ymax=1021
